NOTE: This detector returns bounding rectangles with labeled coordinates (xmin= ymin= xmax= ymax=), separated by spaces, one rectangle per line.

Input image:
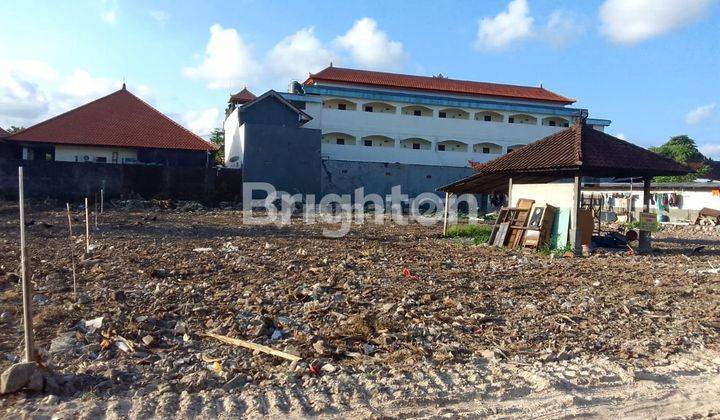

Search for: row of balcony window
xmin=321 ymin=133 xmax=523 ymax=154
xmin=322 ymin=99 xmax=571 ymax=127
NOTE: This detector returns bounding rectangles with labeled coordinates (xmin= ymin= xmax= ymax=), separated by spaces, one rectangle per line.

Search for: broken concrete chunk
xmin=0 ymin=362 xmax=37 ymax=394
xmin=27 ymin=370 xmax=44 ymax=392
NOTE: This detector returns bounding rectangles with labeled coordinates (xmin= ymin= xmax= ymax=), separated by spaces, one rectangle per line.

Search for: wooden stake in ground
xmin=18 ymin=167 xmax=34 ymax=362
xmin=85 ymin=197 xmax=90 ymax=253
xmin=202 ymin=332 xmax=301 ymax=362
xmin=66 ymin=203 xmax=77 ymax=296
xmin=94 ymin=192 xmax=98 ymax=230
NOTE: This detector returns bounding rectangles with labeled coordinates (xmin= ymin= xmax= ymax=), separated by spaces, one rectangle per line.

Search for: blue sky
xmin=1 ymin=0 xmax=718 ymax=156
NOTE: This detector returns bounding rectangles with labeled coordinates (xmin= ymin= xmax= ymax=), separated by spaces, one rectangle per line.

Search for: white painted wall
xmin=306 ymin=100 xmax=576 ymax=167
xmin=511 ymin=182 xmax=575 ymax=209
xmin=223 ymin=108 xmax=244 ymax=168
xmin=55 ymin=145 xmax=137 ymax=163
xmin=586 ymin=187 xmax=720 ymax=220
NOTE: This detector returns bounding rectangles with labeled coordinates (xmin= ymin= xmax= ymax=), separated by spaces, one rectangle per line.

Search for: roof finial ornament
xmin=122 ymin=76 xmax=126 ymax=90
xmin=329 ymin=61 xmax=333 ymax=67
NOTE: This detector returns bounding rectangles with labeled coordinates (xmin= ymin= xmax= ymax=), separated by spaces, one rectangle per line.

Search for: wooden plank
xmin=202 ymin=332 xmax=302 ymax=362
xmin=493 ymin=222 xmax=510 ymax=247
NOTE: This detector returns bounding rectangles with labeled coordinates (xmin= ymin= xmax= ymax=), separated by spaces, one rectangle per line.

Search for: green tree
xmin=650 ymin=135 xmax=710 ymax=182
xmin=7 ymin=126 xmax=25 ymax=134
xmin=209 ymin=128 xmax=224 ymax=165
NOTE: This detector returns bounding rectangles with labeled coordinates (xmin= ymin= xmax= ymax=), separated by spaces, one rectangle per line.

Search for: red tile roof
xmin=304 ymin=66 xmax=575 ymax=105
xmin=6 ymin=87 xmax=216 ymax=152
xmin=441 ymin=121 xmax=691 ymax=193
xmin=229 ymin=87 xmax=256 ymax=104
xmin=480 ymin=122 xmax=688 ymax=175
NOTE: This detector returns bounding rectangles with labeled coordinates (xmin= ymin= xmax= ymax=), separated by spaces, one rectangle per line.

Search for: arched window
xmin=438 ymin=108 xmax=469 ymax=119
xmin=401 ymin=105 xmax=433 ymax=117
xmin=541 ymin=116 xmax=569 ymax=127
xmin=322 ymin=132 xmax=356 ymax=146
xmin=437 ymin=140 xmax=468 ymax=152
xmin=508 ymin=114 xmax=537 ymax=125
xmin=362 ymin=102 xmax=396 ymax=114
xmin=322 ymin=99 xmax=357 ymax=111
xmin=400 ymin=137 xmax=431 ymax=150
xmin=507 ymin=144 xmax=525 ymax=153
xmin=361 ymin=135 xmax=395 ymax=148
xmin=473 ymin=142 xmax=503 ymax=154
xmin=474 ymin=111 xmax=503 ymax=122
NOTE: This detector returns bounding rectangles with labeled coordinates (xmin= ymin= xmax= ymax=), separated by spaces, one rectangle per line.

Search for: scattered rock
xmin=50 ymin=332 xmax=77 ymax=354
xmin=0 ymin=362 xmax=37 ymax=394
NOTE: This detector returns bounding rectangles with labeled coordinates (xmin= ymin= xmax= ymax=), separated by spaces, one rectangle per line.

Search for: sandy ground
xmin=1 ymin=200 xmax=720 ymax=418
xmin=3 ymin=349 xmax=720 ymax=418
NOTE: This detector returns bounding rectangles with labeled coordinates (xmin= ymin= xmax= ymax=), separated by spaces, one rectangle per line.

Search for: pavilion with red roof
xmin=2 ymin=85 xmax=216 ymax=167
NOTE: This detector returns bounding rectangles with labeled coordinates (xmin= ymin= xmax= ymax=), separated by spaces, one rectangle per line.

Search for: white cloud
xmin=543 ymin=10 xmax=587 ymax=49
xmin=0 ymin=59 xmax=58 ymax=126
xmin=599 ymin=0 xmax=716 ymax=44
xmin=182 ymin=24 xmax=262 ymax=89
xmin=699 ymin=143 xmax=720 ymax=159
xmin=100 ymin=0 xmax=119 ymax=24
xmin=178 ymin=108 xmax=220 ymax=137
xmin=265 ymin=27 xmax=335 ymax=82
xmin=333 ymin=18 xmax=406 ymax=70
xmin=686 ymin=103 xmax=716 ymax=125
xmin=54 ymin=70 xmax=153 ymax=112
xmin=474 ymin=0 xmax=534 ymax=50
xmin=615 ymin=133 xmax=627 ymax=140
xmin=0 ymin=59 xmax=155 ymax=128
xmin=185 ymin=19 xmax=407 ymax=91
xmin=149 ymin=10 xmax=169 ymax=26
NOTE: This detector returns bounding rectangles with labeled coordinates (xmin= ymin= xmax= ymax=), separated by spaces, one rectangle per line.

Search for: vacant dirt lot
xmin=1 ymin=200 xmax=720 ymax=417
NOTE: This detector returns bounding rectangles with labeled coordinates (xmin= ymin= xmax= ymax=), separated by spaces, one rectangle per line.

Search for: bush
xmin=445 ymin=224 xmax=493 ymax=244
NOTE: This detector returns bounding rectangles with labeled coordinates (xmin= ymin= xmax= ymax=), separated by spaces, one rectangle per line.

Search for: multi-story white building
xmin=290 ymin=66 xmax=609 ymax=168
xmin=224 ymin=66 xmax=610 ymax=197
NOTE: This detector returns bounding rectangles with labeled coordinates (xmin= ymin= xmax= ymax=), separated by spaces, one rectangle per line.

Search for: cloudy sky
xmin=1 ymin=0 xmax=718 ymax=155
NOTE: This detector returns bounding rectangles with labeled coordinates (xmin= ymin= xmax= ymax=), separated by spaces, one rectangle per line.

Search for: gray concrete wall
xmin=239 ymin=96 xmax=303 ymax=127
xmin=320 ymin=159 xmax=475 ymax=198
xmin=243 ymin=124 xmax=321 ymax=196
xmin=0 ymin=158 xmax=242 ymax=202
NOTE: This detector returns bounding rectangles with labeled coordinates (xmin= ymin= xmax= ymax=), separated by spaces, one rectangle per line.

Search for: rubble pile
xmin=1 ymin=204 xmax=719 ymax=401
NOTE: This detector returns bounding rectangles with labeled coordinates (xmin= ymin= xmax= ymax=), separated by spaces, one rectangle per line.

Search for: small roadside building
xmin=440 ymin=118 xmax=690 ymax=252
xmin=1 ymin=85 xmax=216 ymax=167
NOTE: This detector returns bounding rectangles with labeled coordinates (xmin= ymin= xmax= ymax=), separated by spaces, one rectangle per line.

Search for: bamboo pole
xmin=18 ymin=167 xmax=34 ymax=362
xmin=85 ymin=197 xmax=90 ymax=253
xmin=66 ymin=203 xmax=77 ymax=296
xmin=442 ymin=192 xmax=450 ymax=236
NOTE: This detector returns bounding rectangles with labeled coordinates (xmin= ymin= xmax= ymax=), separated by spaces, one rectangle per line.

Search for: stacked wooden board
xmin=488 ymin=199 xmax=558 ymax=250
